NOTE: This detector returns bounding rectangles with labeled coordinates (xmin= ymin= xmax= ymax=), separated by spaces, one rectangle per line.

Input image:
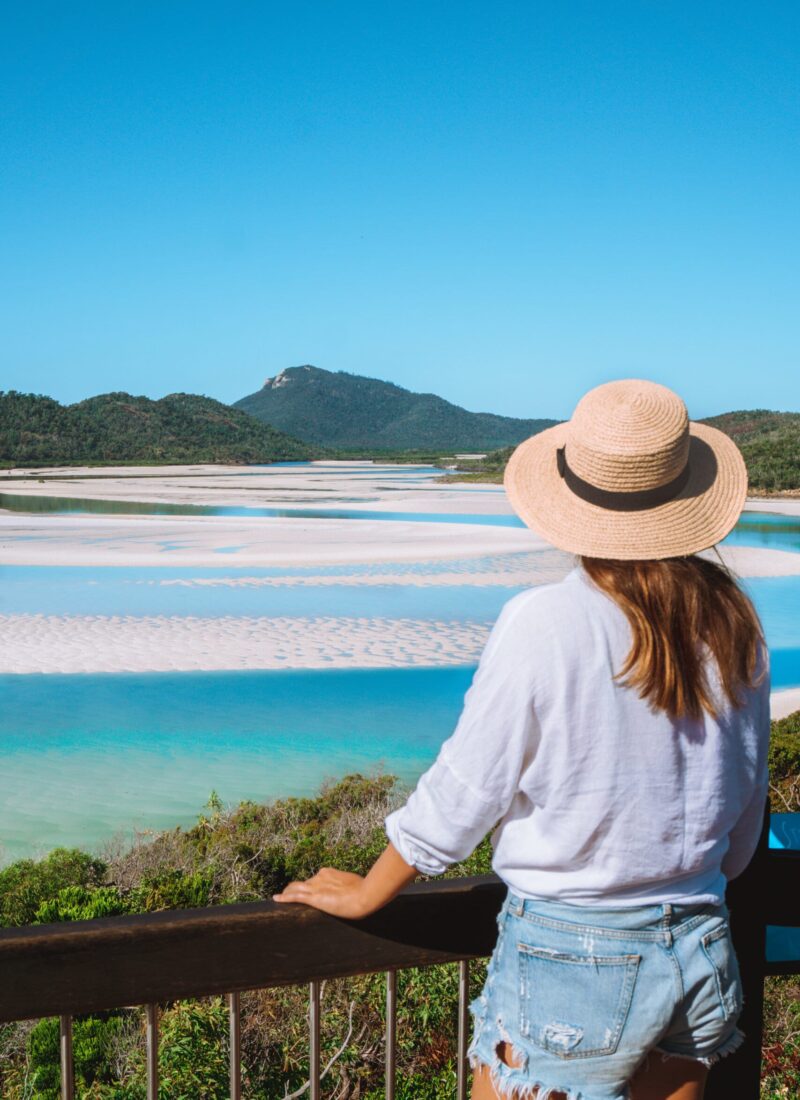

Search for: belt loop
xmin=507 ymin=892 xmax=524 ymax=917
xmin=662 ymin=903 xmax=673 ymax=945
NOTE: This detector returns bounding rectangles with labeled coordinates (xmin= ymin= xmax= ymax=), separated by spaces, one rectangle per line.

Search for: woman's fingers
xmin=272 ymin=871 xmax=370 ymax=918
xmin=272 ymin=880 xmax=312 ymax=901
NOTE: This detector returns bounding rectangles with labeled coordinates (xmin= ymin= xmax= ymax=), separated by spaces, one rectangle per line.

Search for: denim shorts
xmin=467 ymin=890 xmax=745 ymax=1100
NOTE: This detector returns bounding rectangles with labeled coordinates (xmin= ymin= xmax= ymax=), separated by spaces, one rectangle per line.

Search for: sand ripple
xmin=0 ymin=614 xmax=492 ymax=674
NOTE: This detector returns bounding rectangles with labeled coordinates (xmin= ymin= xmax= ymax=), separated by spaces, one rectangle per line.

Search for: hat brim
xmin=504 ymin=421 xmax=748 ymax=560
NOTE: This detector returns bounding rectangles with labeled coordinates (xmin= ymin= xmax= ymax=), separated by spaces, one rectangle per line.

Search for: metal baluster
xmin=456 ymin=959 xmax=470 ymax=1100
xmin=60 ymin=1015 xmax=74 ymax=1100
xmin=385 ymin=969 xmax=397 ymax=1099
xmin=146 ymin=1003 xmax=159 ymax=1100
xmin=309 ymin=980 xmax=321 ymax=1100
xmin=228 ymin=992 xmax=242 ymax=1100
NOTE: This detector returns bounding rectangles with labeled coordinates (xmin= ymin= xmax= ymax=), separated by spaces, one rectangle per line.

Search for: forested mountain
xmin=234 ymin=365 xmax=558 ymax=450
xmin=0 ymin=391 xmax=310 ymax=466
xmin=702 ymin=410 xmax=800 ymax=491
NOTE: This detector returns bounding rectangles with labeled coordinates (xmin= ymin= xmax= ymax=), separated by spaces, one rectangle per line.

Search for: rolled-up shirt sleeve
xmin=385 ymin=595 xmax=540 ymax=875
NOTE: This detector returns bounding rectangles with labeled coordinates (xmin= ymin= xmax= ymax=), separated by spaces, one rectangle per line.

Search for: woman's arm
xmin=272 ymin=840 xmax=418 ymax=919
xmin=273 ymin=594 xmax=539 ymax=917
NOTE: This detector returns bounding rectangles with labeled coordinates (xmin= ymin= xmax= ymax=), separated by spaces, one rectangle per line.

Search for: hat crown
xmin=565 ymin=379 xmax=690 ymax=492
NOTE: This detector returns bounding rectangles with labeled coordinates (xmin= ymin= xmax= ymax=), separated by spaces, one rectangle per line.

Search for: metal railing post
xmin=228 ymin=991 xmax=242 ymax=1100
xmin=385 ymin=969 xmax=397 ymax=1099
xmin=60 ymin=1015 xmax=74 ymax=1100
xmin=145 ymin=1003 xmax=158 ymax=1099
xmin=309 ymin=980 xmax=321 ymax=1100
xmin=457 ymin=959 xmax=470 ymax=1100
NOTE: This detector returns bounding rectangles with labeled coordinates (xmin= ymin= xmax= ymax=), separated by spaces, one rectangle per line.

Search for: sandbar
xmin=771 ymin=688 xmax=800 ymax=720
xmin=0 ymin=613 xmax=493 ymax=674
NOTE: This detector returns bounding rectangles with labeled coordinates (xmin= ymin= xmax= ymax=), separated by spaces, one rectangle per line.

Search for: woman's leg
xmin=470 ymin=1045 xmax=568 ymax=1100
xmin=470 ymin=1047 xmax=708 ymax=1100
xmin=469 ymin=1061 xmax=504 ymax=1099
xmin=628 ymin=1052 xmax=709 ymax=1100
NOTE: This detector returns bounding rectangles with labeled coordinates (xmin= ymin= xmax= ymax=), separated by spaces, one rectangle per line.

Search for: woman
xmin=274 ymin=379 xmax=771 ymax=1100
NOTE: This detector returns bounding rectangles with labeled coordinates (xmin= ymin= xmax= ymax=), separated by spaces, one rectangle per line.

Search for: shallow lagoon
xmin=1 ymin=497 xmax=799 ymax=860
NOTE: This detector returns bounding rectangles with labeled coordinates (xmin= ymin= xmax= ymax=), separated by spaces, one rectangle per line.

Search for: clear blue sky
xmin=1 ymin=2 xmax=798 ymax=420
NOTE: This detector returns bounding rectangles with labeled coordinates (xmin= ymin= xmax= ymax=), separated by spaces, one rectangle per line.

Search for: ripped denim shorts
xmin=467 ymin=890 xmax=744 ymax=1100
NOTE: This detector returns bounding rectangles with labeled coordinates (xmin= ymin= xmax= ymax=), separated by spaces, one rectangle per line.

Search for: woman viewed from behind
xmin=275 ymin=379 xmax=771 ymax=1100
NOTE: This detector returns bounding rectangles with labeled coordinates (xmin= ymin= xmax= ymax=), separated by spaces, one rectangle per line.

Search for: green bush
xmin=34 ymin=884 xmax=132 ymax=924
xmin=156 ymin=1000 xmax=230 ymax=1099
xmin=769 ymin=710 xmax=800 ymax=812
xmin=0 ymin=848 xmax=106 ymax=926
xmin=26 ymin=1014 xmax=130 ymax=1099
xmin=129 ymin=869 xmax=214 ymax=912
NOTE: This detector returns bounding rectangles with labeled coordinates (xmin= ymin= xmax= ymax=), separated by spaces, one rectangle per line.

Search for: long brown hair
xmin=580 ymin=554 xmax=766 ymax=721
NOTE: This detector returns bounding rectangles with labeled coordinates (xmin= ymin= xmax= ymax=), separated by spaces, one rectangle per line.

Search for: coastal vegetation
xmin=234 ymin=365 xmax=558 ymax=451
xmin=0 ymin=391 xmax=310 ymax=467
xmin=441 ymin=410 xmax=800 ymax=493
xmin=703 ymin=411 xmax=800 ymax=493
xmin=0 ymin=711 xmax=797 ymax=1098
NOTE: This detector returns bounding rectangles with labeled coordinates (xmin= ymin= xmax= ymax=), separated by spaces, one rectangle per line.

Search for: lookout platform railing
xmin=0 ymin=811 xmax=797 ymax=1100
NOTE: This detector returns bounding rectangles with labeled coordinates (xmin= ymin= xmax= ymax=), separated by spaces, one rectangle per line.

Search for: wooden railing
xmin=0 ymin=816 xmax=797 ymax=1099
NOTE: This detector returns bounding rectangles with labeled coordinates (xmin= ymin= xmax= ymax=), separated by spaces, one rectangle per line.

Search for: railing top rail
xmin=0 ymin=874 xmax=506 ymax=1023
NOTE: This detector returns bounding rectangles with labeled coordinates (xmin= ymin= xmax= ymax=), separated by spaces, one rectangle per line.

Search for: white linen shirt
xmin=384 ymin=564 xmax=771 ymax=906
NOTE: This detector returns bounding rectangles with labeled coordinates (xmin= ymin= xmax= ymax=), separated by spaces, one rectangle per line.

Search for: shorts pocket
xmin=701 ymin=923 xmax=743 ymax=1022
xmin=518 ymin=943 xmax=640 ymax=1059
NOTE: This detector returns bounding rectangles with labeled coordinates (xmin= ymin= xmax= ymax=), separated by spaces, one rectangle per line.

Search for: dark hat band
xmin=556 ymin=446 xmax=691 ymax=512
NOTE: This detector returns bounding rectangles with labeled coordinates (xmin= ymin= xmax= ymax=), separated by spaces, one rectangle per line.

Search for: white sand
xmin=697 ymin=544 xmax=800 ymax=577
xmin=0 ymin=461 xmax=513 ymax=514
xmin=148 ymin=549 xmax=573 ymax=588
xmin=0 ymin=613 xmax=493 ymax=673
xmin=0 ymin=513 xmax=543 ymax=567
xmin=772 ymin=688 xmax=800 ymax=720
xmin=2 ymin=513 xmax=797 ymax=576
xmin=744 ymin=499 xmax=800 ymax=517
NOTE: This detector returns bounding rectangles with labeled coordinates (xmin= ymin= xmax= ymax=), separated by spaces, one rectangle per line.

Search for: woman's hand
xmin=273 ymin=867 xmax=374 ymax=919
xmin=272 ymin=843 xmax=419 ymax=920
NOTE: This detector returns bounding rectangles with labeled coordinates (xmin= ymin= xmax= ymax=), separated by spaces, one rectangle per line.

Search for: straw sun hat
xmin=504 ymin=379 xmax=748 ymax=560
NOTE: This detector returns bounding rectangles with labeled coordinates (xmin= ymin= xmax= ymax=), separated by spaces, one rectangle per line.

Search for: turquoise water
xmin=0 ymin=667 xmax=472 ymax=861
xmin=0 ymin=566 xmax=517 ymax=620
xmin=740 ymin=576 xmax=800 ymax=689
xmin=723 ymin=511 xmax=800 ymax=553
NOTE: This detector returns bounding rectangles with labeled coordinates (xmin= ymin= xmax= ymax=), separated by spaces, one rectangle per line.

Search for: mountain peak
xmin=263 ymin=365 xmax=321 ymax=389
xmin=236 ymin=367 xmax=558 ymax=450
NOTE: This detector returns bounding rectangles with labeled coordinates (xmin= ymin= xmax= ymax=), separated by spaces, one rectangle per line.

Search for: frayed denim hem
xmin=468 ymin=1049 xmax=589 ymax=1100
xmin=655 ymin=1025 xmax=746 ymax=1068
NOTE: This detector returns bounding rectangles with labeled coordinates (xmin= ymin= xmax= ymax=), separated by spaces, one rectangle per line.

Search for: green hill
xmin=0 ymin=390 xmax=310 ymax=467
xmin=234 ymin=365 xmax=558 ymax=450
xmin=701 ymin=410 xmax=800 ymax=491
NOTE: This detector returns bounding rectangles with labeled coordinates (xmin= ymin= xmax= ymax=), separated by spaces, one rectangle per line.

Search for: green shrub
xmin=156 ymin=1000 xmax=230 ymax=1099
xmin=0 ymin=848 xmax=106 ymax=926
xmin=34 ymin=885 xmax=132 ymax=924
xmin=129 ymin=869 xmax=214 ymax=912
xmin=26 ymin=1014 xmax=130 ymax=1099
xmin=769 ymin=710 xmax=800 ymax=812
